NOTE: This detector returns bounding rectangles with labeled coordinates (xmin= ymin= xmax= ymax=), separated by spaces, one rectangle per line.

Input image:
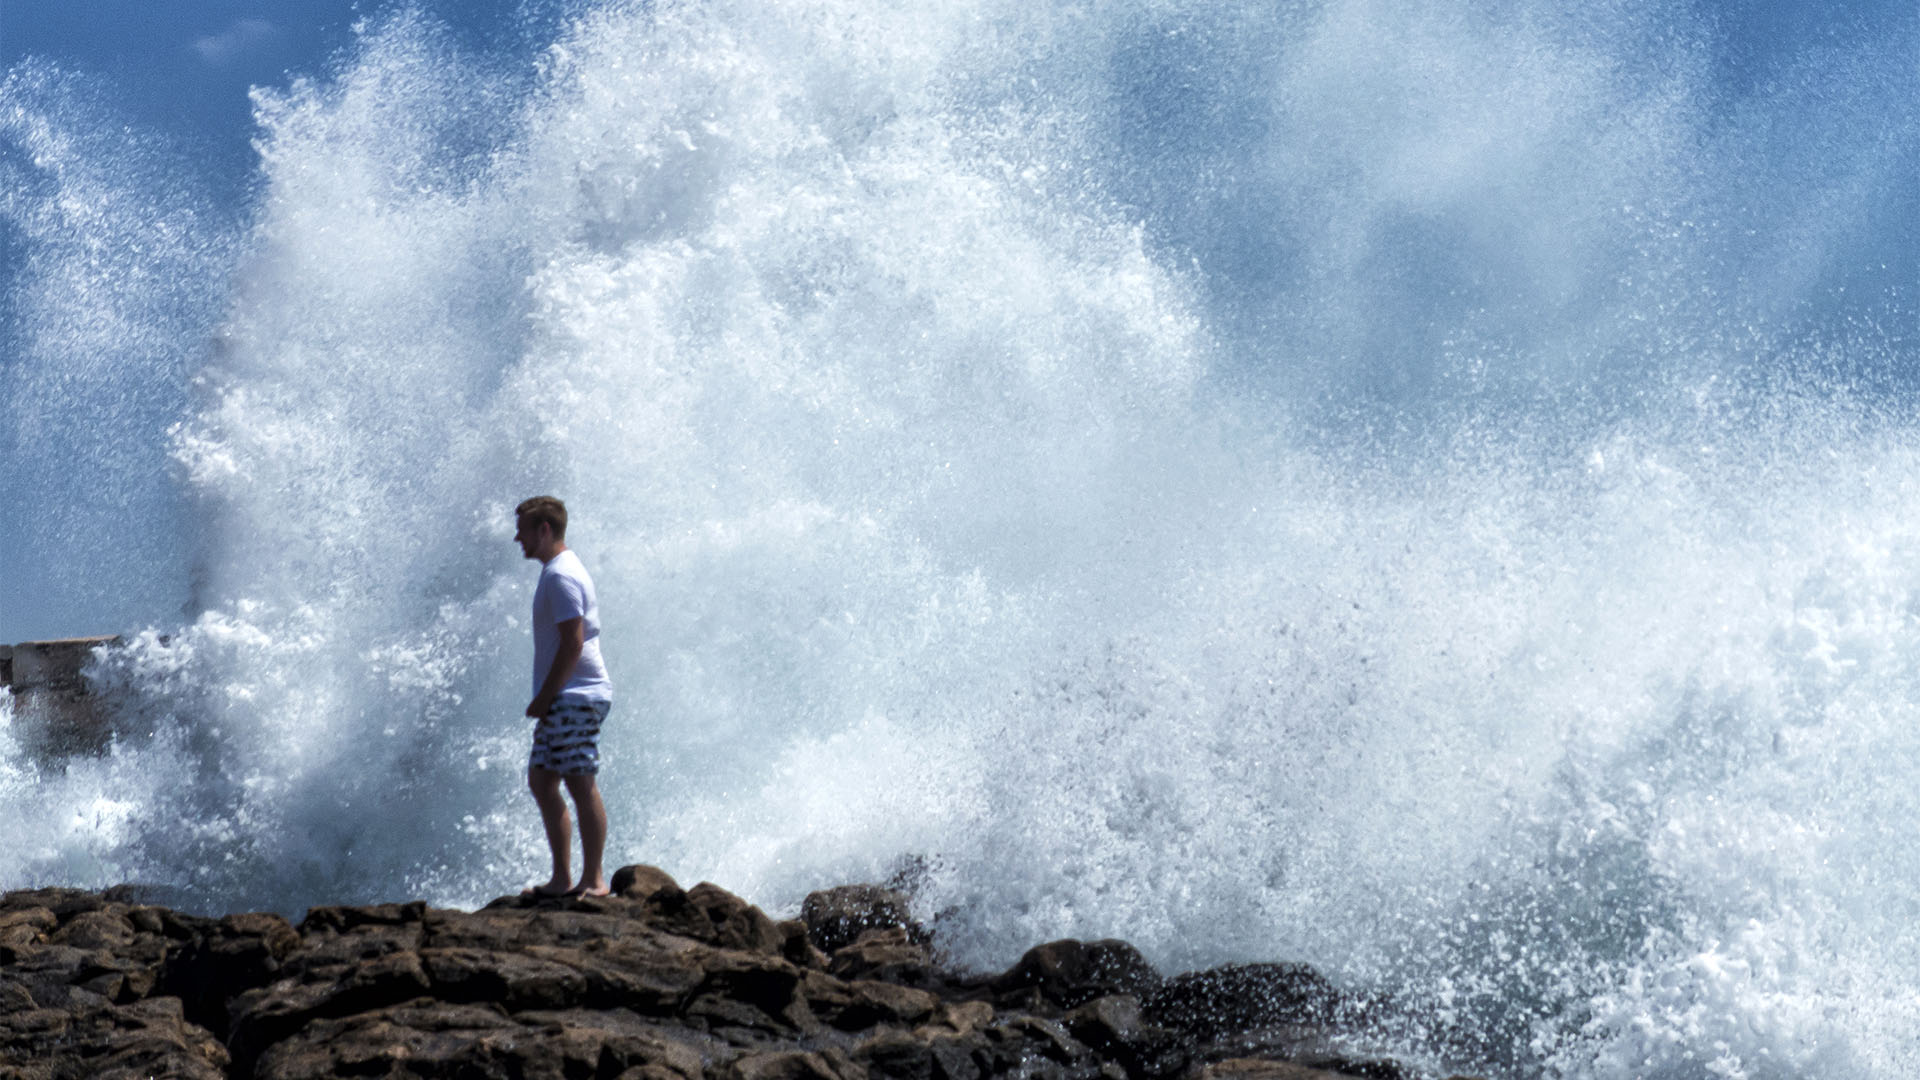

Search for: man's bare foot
xmin=521 ymin=880 xmax=573 ymax=899
xmin=568 ymin=881 xmax=611 ymax=898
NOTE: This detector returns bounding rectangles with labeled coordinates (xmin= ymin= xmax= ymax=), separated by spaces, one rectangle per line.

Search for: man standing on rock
xmin=514 ymin=495 xmax=614 ymax=898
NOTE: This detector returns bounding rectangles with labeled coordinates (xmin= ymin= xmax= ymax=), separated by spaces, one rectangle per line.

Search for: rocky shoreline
xmin=0 ymin=866 xmax=1480 ymax=1080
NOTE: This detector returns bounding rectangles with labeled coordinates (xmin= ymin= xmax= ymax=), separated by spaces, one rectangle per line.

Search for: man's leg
xmin=563 ymin=772 xmax=609 ymax=897
xmin=528 ymin=766 xmax=573 ymax=894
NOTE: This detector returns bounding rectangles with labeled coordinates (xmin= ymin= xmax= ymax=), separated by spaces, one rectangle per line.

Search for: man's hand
xmin=528 ymin=616 xmax=586 ymax=720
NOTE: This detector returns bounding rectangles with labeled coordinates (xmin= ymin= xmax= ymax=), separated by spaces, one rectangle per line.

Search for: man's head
xmin=515 ymin=496 xmax=568 ymax=561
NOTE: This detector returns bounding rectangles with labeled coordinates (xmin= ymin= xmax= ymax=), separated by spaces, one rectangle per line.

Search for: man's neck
xmin=540 ymin=542 xmax=569 ymax=564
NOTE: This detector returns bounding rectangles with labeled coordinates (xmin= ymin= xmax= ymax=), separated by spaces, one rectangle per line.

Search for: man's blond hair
xmin=515 ymin=495 xmax=568 ymax=539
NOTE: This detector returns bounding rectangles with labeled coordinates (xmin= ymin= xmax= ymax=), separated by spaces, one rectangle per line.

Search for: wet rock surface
xmin=0 ymin=869 xmax=1481 ymax=1080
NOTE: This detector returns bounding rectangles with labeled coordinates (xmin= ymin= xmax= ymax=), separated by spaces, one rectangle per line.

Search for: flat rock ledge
xmin=0 ymin=868 xmax=1484 ymax=1080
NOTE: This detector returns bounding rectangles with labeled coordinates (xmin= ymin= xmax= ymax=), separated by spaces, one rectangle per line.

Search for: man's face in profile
xmin=514 ymin=515 xmax=548 ymax=560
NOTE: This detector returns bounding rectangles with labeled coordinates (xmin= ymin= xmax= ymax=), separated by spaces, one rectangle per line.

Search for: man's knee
xmin=528 ymin=767 xmax=563 ymax=796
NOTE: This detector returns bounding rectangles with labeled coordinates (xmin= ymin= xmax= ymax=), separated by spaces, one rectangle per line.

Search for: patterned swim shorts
xmin=529 ymin=697 xmax=611 ymax=776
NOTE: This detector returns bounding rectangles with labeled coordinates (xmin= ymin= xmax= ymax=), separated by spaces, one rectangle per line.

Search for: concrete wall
xmin=1 ymin=636 xmax=122 ymax=759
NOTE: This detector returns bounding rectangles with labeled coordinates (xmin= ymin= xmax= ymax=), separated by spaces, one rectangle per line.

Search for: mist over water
xmin=4 ymin=0 xmax=1919 ymax=1075
xmin=1 ymin=61 xmax=234 ymax=639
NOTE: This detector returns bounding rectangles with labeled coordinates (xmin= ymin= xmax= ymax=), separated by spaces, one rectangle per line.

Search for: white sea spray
xmin=3 ymin=1 xmax=1918 ymax=1076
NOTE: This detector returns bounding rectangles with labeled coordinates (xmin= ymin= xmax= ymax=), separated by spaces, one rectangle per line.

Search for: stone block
xmin=3 ymin=636 xmax=123 ymax=760
xmin=4 ymin=637 xmax=120 ymax=692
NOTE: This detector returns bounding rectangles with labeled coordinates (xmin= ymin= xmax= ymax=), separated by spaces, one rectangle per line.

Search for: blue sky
xmin=0 ymin=1 xmax=544 ymax=202
xmin=3 ymin=0 xmax=1908 ymax=204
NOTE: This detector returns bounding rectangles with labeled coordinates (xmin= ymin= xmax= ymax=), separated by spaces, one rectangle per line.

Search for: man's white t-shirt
xmin=532 ymin=549 xmax=612 ymax=703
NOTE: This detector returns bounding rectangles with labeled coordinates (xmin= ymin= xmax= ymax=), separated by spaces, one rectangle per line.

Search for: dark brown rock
xmin=1144 ymin=963 xmax=1337 ymax=1039
xmin=156 ymin=910 xmax=300 ymax=1036
xmin=0 ymin=895 xmax=175 ymax=1045
xmin=1064 ymin=994 xmax=1143 ymax=1047
xmin=1202 ymin=1057 xmax=1421 ymax=1080
xmin=225 ymin=948 xmax=436 ymax=1075
xmin=122 ymin=906 xmax=165 ymax=936
xmin=1064 ymin=995 xmax=1192 ymax=1079
xmin=802 ymin=885 xmax=919 ymax=953
xmin=973 ymin=1013 xmax=1111 ymax=1080
xmin=0 ymin=907 xmax=56 ymax=948
xmin=843 ymin=980 xmax=940 ymax=1029
xmin=47 ymin=909 xmax=134 ymax=952
xmin=853 ymin=1027 xmax=940 ymax=1080
xmin=271 ymin=920 xmax=423 ymax=985
xmin=723 ymin=1047 xmax=867 ymax=1080
xmin=514 ymin=1008 xmax=719 ymax=1076
xmin=696 ymin=952 xmax=805 ymax=1016
xmin=853 ymin=1019 xmax=996 ymax=1080
xmin=1198 ymin=1061 xmax=1360 ymax=1080
xmin=777 ymin=918 xmax=830 ymax=970
xmin=994 ymin=939 xmax=1161 ymax=1010
xmin=0 ymin=880 xmax=1426 ymax=1080
xmin=422 ymin=945 xmax=591 ymax=1010
xmin=1298 ymin=1060 xmax=1411 ymax=1080
xmin=0 ymin=994 xmax=227 ymax=1080
xmin=799 ymin=969 xmax=941 ymax=1033
xmin=828 ymin=927 xmax=936 ymax=985
xmin=250 ymin=999 xmax=518 ymax=1079
xmin=988 ymin=1014 xmax=1096 ymax=1064
xmin=613 ymin=863 xmax=684 ymax=901
xmin=3 ymin=943 xmax=134 ymax=1010
xmin=255 ymin=1000 xmax=721 ymax=1080
xmin=299 ymin=899 xmax=431 ymax=936
xmin=1 ymin=888 xmax=114 ymax=922
xmin=401 ymin=907 xmax=709 ymax=1014
xmin=922 ymin=1000 xmax=995 ymax=1038
xmin=547 ymin=937 xmax=713 ymax=1014
xmin=648 ymin=882 xmax=786 ymax=954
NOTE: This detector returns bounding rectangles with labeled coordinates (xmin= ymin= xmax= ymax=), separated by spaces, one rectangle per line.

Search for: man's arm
xmin=527 ymin=616 xmax=586 ymax=719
